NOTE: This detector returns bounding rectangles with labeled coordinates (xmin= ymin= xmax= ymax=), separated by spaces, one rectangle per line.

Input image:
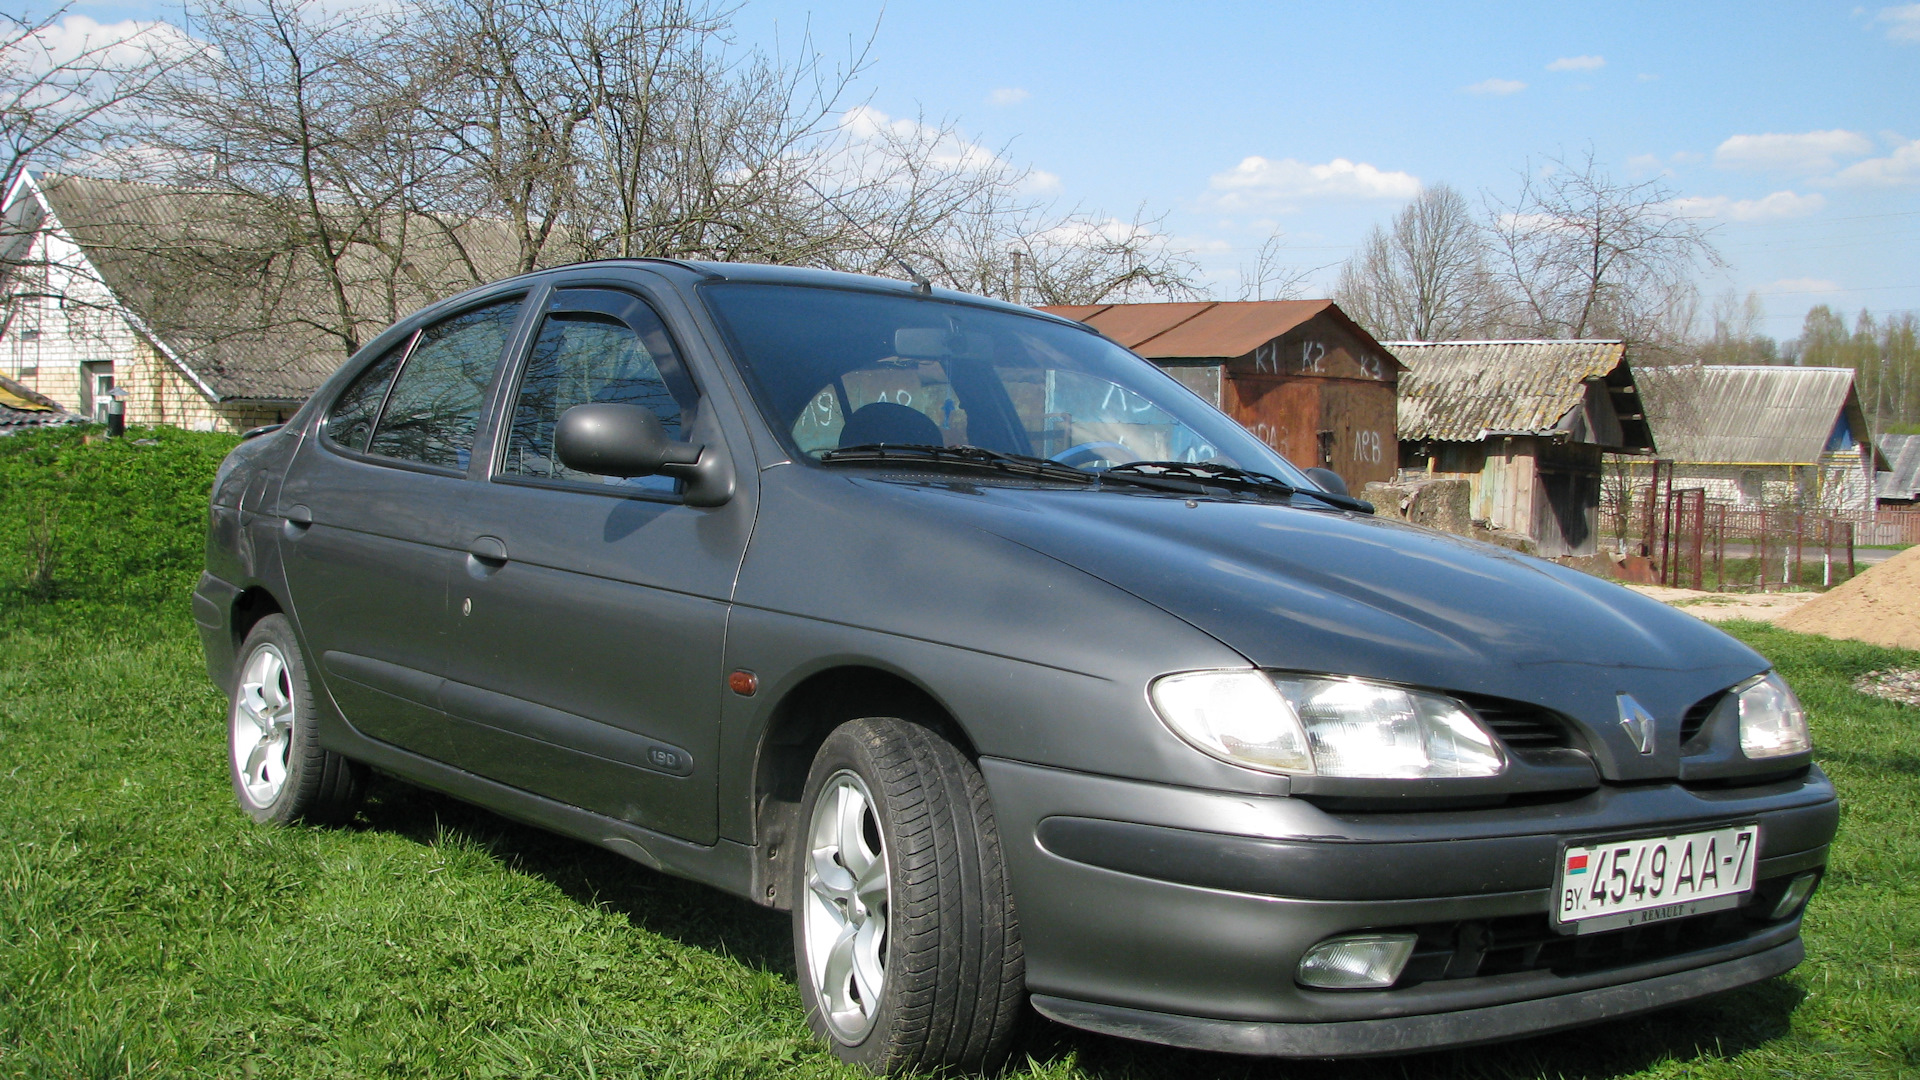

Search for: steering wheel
xmin=1049 ymin=441 xmax=1138 ymax=469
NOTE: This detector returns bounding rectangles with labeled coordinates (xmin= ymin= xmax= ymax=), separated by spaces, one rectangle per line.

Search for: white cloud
xmin=1827 ymin=139 xmax=1920 ymax=185
xmin=1714 ymin=130 xmax=1873 ymax=172
xmin=1875 ymin=4 xmax=1920 ymax=42
xmin=1206 ymin=156 xmax=1420 ymax=211
xmin=987 ymin=87 xmax=1029 ymax=107
xmin=1759 ymin=277 xmax=1843 ymax=294
xmin=1667 ymin=190 xmax=1827 ymax=221
xmin=1637 ymin=72 xmax=1660 ymax=82
xmin=1463 ymin=78 xmax=1526 ymax=96
xmin=2 ymin=14 xmax=196 ymax=73
xmin=837 ymin=106 xmax=1005 ymax=175
xmin=1547 ymin=55 xmax=1605 ymax=71
xmin=1626 ymin=153 xmax=1668 ymax=176
xmin=1022 ymin=169 xmax=1062 ymax=194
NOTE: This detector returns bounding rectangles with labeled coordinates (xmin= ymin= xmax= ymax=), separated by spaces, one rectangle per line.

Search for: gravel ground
xmin=1852 ymin=667 xmax=1920 ymax=707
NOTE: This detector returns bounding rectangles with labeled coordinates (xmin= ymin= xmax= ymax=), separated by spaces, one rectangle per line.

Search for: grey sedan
xmin=197 ymin=260 xmax=1836 ymax=1072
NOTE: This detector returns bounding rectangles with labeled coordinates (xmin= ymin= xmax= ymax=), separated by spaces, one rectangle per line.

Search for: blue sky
xmin=41 ymin=0 xmax=1920 ymax=340
xmin=730 ymin=0 xmax=1919 ymax=340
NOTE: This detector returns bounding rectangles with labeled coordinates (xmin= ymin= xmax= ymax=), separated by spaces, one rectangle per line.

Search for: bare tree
xmin=1236 ymin=229 xmax=1314 ymax=302
xmin=0 ymin=6 xmax=175 ymax=206
xmin=1486 ymin=150 xmax=1722 ymax=346
xmin=1335 ymin=183 xmax=1502 ymax=340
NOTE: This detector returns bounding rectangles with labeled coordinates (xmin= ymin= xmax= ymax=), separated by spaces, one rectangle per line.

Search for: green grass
xmin=1 ymin=431 xmax=1916 ymax=1078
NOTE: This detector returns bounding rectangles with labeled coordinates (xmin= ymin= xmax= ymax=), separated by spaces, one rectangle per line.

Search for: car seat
xmin=838 ymin=401 xmax=943 ymax=448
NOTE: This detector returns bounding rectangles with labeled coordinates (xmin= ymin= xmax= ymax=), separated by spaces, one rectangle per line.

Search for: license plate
xmin=1553 ymin=824 xmax=1759 ymax=934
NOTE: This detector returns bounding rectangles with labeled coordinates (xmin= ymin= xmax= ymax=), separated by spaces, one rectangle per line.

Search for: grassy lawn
xmin=1 ymin=430 xmax=1915 ymax=1078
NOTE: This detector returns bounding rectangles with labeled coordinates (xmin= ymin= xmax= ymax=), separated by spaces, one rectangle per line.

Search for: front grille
xmin=1387 ymin=874 xmax=1806 ymax=988
xmin=1461 ymin=694 xmax=1577 ymax=751
xmin=1681 ymin=691 xmax=1725 ymax=747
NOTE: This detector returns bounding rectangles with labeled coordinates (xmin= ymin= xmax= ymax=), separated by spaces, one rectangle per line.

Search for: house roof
xmin=0 ymin=373 xmax=84 ymax=432
xmin=1637 ymin=364 xmax=1886 ymax=469
xmin=1877 ymin=433 xmax=1920 ymax=501
xmin=1038 ymin=299 xmax=1401 ymax=369
xmin=14 ymin=172 xmax=532 ymax=402
xmin=1386 ymin=339 xmax=1651 ymax=450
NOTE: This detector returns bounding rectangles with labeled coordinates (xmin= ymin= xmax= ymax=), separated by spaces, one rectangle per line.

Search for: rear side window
xmin=500 ymin=289 xmax=696 ymax=494
xmin=323 ymin=339 xmax=409 ymax=452
xmin=366 ymin=297 xmax=524 ymax=469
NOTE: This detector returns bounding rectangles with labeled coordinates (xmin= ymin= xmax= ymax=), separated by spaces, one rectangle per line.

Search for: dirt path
xmin=1625 ymin=585 xmax=1819 ymax=624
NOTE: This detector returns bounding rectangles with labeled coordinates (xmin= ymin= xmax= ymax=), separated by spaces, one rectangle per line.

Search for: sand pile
xmin=1774 ymin=544 xmax=1920 ymax=650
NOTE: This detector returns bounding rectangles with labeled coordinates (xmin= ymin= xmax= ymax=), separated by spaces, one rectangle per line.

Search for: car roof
xmin=510 ymin=258 xmax=1094 ymax=331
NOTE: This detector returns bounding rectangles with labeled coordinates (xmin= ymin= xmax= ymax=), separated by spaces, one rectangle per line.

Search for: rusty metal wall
xmin=1212 ymin=315 xmax=1398 ymax=489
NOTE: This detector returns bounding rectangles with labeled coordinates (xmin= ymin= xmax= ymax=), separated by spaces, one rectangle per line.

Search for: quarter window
xmin=324 ymin=338 xmax=410 ymax=452
xmin=502 ymin=290 xmax=695 ymax=494
xmin=366 ymin=297 xmax=524 ymax=469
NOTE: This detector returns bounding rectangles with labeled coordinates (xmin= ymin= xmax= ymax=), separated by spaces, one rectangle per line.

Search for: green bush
xmin=0 ymin=426 xmax=237 ymax=618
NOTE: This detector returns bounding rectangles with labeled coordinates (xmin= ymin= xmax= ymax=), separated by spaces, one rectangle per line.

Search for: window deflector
xmin=490 ymin=286 xmax=704 ymax=500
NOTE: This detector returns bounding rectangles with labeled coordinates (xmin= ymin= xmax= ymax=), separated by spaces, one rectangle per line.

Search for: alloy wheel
xmin=801 ymin=769 xmax=891 ymax=1043
xmin=231 ymin=643 xmax=295 ymax=808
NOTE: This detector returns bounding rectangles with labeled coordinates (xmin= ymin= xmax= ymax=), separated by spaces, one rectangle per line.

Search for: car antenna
xmin=802 ymin=178 xmax=934 ymax=296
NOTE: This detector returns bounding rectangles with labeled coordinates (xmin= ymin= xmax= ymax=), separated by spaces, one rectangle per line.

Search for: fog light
xmin=1769 ymin=873 xmax=1818 ymax=920
xmin=1296 ymin=933 xmax=1418 ymax=990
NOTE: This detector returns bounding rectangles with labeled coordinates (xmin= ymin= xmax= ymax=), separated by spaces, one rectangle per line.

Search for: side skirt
xmin=318 ymin=706 xmax=761 ymax=905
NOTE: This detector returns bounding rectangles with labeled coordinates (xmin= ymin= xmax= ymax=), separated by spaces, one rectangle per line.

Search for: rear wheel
xmin=228 ymin=614 xmax=365 ymax=825
xmin=793 ymin=717 xmax=1024 ymax=1073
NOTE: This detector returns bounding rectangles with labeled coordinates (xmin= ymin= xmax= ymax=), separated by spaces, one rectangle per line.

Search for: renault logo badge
xmin=1617 ymin=694 xmax=1658 ymax=755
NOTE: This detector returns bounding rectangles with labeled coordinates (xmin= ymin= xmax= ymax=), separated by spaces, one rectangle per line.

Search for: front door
xmin=431 ymin=285 xmax=750 ymax=845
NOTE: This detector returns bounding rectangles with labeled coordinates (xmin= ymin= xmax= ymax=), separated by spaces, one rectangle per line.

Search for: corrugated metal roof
xmin=0 ymin=374 xmax=83 ymax=432
xmin=24 ymin=173 xmax=530 ymax=402
xmin=1388 ymin=339 xmax=1641 ymax=445
xmin=1637 ymin=364 xmax=1882 ymax=467
xmin=1876 ymin=433 xmax=1920 ymax=500
xmin=1039 ymin=299 xmax=1400 ymax=366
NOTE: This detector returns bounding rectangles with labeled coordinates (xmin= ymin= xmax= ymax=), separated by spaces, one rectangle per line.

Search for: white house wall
xmin=1 ymin=182 xmax=289 ymax=434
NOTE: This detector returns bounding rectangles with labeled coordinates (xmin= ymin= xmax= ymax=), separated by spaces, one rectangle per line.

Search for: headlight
xmin=1729 ymin=671 xmax=1811 ymax=759
xmin=1150 ymin=671 xmax=1505 ymax=779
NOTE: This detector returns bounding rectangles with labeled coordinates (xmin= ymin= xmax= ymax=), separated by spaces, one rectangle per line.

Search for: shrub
xmin=0 ymin=426 xmax=237 ymax=617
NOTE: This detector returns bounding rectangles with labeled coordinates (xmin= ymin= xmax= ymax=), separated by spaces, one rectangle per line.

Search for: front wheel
xmin=793 ymin=718 xmax=1024 ymax=1073
xmin=228 ymin=614 xmax=365 ymax=825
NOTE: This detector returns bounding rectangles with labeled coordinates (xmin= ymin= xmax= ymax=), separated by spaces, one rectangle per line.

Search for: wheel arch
xmin=230 ymin=585 xmax=285 ymax=653
xmin=752 ymin=663 xmax=977 ymax=909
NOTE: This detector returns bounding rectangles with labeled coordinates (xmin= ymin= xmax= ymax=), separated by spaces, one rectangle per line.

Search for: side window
xmin=323 ymin=337 xmax=411 ymax=452
xmin=501 ymin=290 xmax=695 ymax=493
xmin=366 ymin=297 xmax=524 ymax=469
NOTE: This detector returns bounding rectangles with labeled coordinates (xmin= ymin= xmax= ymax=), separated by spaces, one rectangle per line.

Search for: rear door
xmin=278 ymin=293 xmax=530 ymax=760
xmin=430 ymin=282 xmax=752 ymax=844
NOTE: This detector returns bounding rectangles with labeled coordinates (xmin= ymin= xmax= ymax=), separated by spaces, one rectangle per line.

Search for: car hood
xmin=869 ymin=479 xmax=1770 ymax=781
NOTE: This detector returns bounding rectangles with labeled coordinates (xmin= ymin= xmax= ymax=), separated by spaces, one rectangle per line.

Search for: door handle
xmin=283 ymin=504 xmax=312 ymax=537
xmin=468 ymin=536 xmax=509 ymax=563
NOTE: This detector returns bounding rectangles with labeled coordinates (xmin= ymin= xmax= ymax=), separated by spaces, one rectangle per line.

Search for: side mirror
xmin=554 ymin=403 xmax=734 ymax=507
xmin=1303 ymin=467 xmax=1350 ymax=497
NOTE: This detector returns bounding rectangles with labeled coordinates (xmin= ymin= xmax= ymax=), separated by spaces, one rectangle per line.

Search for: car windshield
xmin=702 ymin=283 xmax=1313 ymax=484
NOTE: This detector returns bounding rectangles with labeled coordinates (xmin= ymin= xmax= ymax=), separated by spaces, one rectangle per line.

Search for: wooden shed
xmin=1389 ymin=339 xmax=1654 ymax=557
xmin=1039 ymin=300 xmax=1402 ymax=490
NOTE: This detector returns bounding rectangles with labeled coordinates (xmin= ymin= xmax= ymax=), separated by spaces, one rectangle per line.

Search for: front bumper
xmin=1031 ymin=939 xmax=1803 ymax=1057
xmin=982 ymin=758 xmax=1837 ymax=1055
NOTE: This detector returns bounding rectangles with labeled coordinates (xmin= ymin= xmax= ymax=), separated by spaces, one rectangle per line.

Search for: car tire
xmin=228 ymin=614 xmax=365 ymax=826
xmin=792 ymin=717 xmax=1025 ymax=1074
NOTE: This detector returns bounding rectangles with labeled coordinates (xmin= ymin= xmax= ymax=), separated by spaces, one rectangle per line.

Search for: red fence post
xmin=1697 ymin=490 xmax=1712 ymax=588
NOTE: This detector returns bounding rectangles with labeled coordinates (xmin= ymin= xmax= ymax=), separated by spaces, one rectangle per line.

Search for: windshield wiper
xmin=1106 ymin=460 xmax=1374 ymax=513
xmin=820 ymin=443 xmax=1098 ymax=485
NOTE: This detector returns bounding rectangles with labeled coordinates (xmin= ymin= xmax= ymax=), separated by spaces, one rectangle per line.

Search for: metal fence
xmin=1603 ymin=461 xmax=1906 ymax=591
